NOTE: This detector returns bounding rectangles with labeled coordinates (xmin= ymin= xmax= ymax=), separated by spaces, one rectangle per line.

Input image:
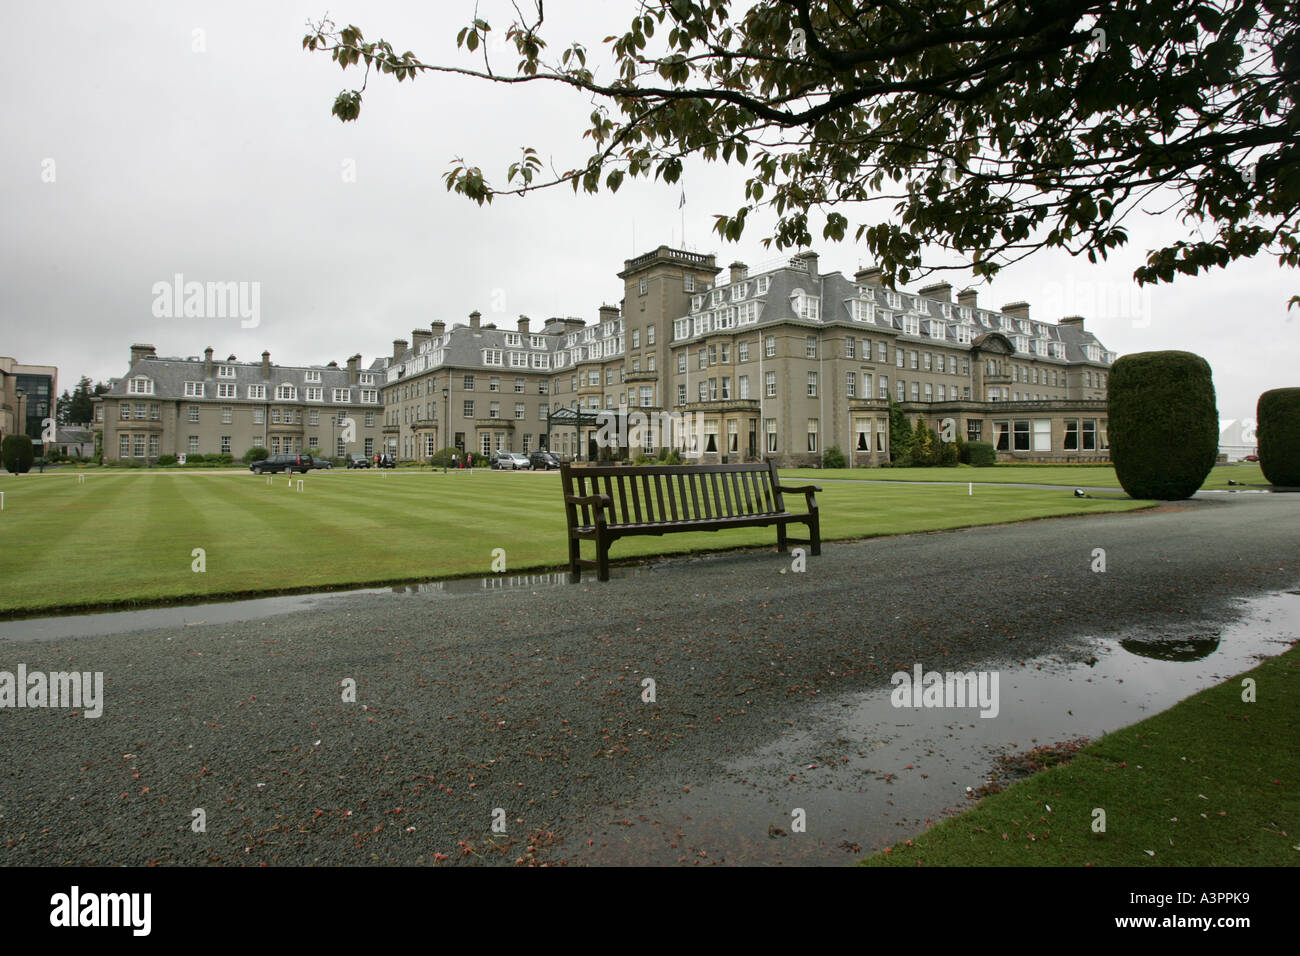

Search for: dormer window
xmin=504 ymin=333 xmax=521 ymax=347
xmin=275 ymin=384 xmax=297 ymax=401
xmin=755 ymin=276 xmax=770 ymax=295
xmin=218 ymin=365 xmax=237 ymax=378
xmin=127 ymin=376 xmax=154 ymax=395
xmin=730 ymin=283 xmax=747 ymax=302
xmin=790 ymin=290 xmax=820 ymax=321
xmin=886 ymin=291 xmax=902 ymax=309
xmin=901 ymin=314 xmax=920 ymax=336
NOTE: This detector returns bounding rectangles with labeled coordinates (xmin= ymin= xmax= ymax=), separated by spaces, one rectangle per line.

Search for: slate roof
xmin=106 ymin=354 xmax=381 ymax=403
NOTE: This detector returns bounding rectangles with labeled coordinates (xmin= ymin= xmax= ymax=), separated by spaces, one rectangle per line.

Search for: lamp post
xmin=442 ymin=385 xmax=449 ymax=473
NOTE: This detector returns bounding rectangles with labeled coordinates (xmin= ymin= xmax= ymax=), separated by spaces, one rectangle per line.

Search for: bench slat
xmin=652 ymin=472 xmax=666 ymax=524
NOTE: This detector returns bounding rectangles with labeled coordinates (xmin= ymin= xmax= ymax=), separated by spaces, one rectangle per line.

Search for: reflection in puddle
xmin=0 ymin=570 xmax=629 ymax=643
xmin=561 ymin=590 xmax=1298 ymax=866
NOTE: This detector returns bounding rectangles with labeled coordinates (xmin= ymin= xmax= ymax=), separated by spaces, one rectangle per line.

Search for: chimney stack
xmin=469 ymin=310 xmax=481 ymax=331
xmin=792 ymin=251 xmax=818 ymax=280
xmin=957 ymin=288 xmax=979 ymax=310
xmin=1058 ymin=315 xmax=1086 ymax=331
xmin=129 ymin=344 xmax=156 ymax=366
xmin=517 ymin=315 xmax=531 ymax=336
xmin=347 ymin=354 xmax=360 ymax=384
xmin=203 ymin=347 xmax=214 ymax=379
xmin=855 ymin=266 xmax=885 ymax=287
xmin=431 ymin=320 xmax=446 ymax=338
xmin=598 ymin=304 xmax=620 ymax=325
xmin=729 ymin=261 xmax=748 ymax=285
xmin=392 ymin=339 xmax=408 ymax=362
xmin=918 ymin=281 xmax=953 ymax=303
xmin=261 ymin=350 xmax=271 ymax=378
xmin=1002 ymin=301 xmax=1030 ymax=321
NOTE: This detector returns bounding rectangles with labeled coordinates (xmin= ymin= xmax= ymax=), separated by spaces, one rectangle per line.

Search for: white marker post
xmin=296 ymin=479 xmax=304 ymax=492
xmin=969 ymin=482 xmax=973 ymax=496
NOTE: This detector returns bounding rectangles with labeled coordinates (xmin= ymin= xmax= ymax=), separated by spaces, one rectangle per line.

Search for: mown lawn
xmin=862 ymin=643 xmax=1299 ymax=866
xmin=783 ymin=462 xmax=1265 ymax=491
xmin=0 ymin=469 xmax=1150 ymax=615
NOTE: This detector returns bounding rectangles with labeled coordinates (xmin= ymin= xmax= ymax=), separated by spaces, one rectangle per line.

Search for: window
xmin=515 ymin=403 xmax=525 ymax=420
xmin=685 ymin=275 xmax=695 ymax=293
xmin=708 ymin=344 xmax=717 ymax=366
xmin=639 ymin=278 xmax=648 ymax=295
xmin=756 ymin=276 xmax=770 ymax=294
xmin=856 ymin=419 xmax=870 ymax=451
xmin=674 ymin=317 xmax=690 ymax=340
xmin=993 ymin=420 xmax=1010 ymax=450
xmin=897 ymin=380 xmax=905 ymax=401
xmin=807 ymin=419 xmax=818 ymax=453
xmin=923 ymin=353 xmax=933 ymax=372
xmin=1033 ymin=419 xmax=1051 ymax=451
xmin=489 ymin=377 xmax=500 ymax=393
xmin=677 ymin=352 xmax=687 ymax=374
xmin=878 ymin=341 xmax=888 ymax=363
xmin=303 ymin=369 xmax=320 ymax=383
xmin=483 ymin=349 xmax=503 ymax=366
xmin=185 ymin=382 xmax=204 ymax=397
xmin=187 ymin=436 xmax=199 ymax=453
xmin=879 ymin=375 xmax=889 ymax=400
xmin=463 ymin=375 xmax=474 ymax=390
xmin=647 ymin=325 xmax=655 ymax=345
xmin=489 ymin=401 xmax=500 ymax=419
xmin=248 ymin=384 xmax=265 ymax=400
xmin=896 ymin=348 xmax=904 ymax=368
xmin=330 ymin=388 xmax=347 ymax=403
xmin=1083 ymin=419 xmax=1098 ymax=450
xmin=463 ymin=400 xmax=474 ymax=417
xmin=764 ymin=418 xmax=778 ymax=452
xmin=846 ymin=372 xmax=856 ymax=398
xmin=765 ymin=335 xmax=776 ymax=358
xmin=1064 ymin=419 xmax=1080 ymax=450
xmin=221 ymin=407 xmax=233 ymax=424
xmin=924 ymin=383 xmax=933 ymax=401
xmin=806 ymin=336 xmax=818 ymax=358
xmin=254 ymin=408 xmax=265 ymax=425
xmin=845 ymin=337 xmax=856 ymax=359
xmin=119 ymin=434 xmax=130 ymax=458
xmin=792 ymin=292 xmax=820 ymax=321
xmin=677 ymin=384 xmax=687 ymax=406
xmin=738 ymin=341 xmax=750 ymax=362
xmin=910 ymin=351 xmax=919 ymax=370
xmin=632 ymin=330 xmax=641 ymax=350
xmin=938 ymin=385 xmax=946 ymax=402
xmin=910 ymin=382 xmax=920 ymax=401
xmin=766 ymin=371 xmax=777 ymax=398
xmin=188 ymin=405 xmax=200 ymax=423
xmin=127 ymin=377 xmax=154 ymax=395
xmin=807 ymin=372 xmax=818 ymax=397
xmin=276 ymin=384 xmax=296 ymax=401
xmin=220 ymin=436 xmax=231 ymax=454
xmin=1013 ymin=419 xmax=1030 ymax=451
xmin=698 ymin=381 xmax=708 ymax=403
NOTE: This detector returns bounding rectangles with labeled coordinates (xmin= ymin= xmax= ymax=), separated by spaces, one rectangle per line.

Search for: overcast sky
xmin=1 ymin=0 xmax=1294 ymax=423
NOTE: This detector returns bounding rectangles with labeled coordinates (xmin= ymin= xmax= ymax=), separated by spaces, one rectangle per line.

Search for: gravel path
xmin=1 ymin=494 xmax=1296 ymax=865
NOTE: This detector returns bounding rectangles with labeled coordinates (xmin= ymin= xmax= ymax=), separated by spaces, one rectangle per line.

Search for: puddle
xmin=0 ymin=570 xmax=623 ymax=642
xmin=559 ymin=589 xmax=1299 ymax=865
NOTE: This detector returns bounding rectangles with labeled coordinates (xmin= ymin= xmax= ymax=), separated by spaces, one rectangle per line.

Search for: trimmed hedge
xmin=1257 ymin=388 xmax=1300 ymax=486
xmin=2 ymin=434 xmax=35 ymax=474
xmin=964 ymin=441 xmax=996 ymax=467
xmin=1108 ymin=351 xmax=1217 ymax=500
xmin=823 ymin=445 xmax=846 ymax=469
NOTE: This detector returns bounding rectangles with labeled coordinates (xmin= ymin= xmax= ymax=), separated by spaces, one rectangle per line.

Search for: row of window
xmin=991 ymin=418 xmax=1108 ymax=452
xmin=175 ymin=382 xmax=379 ymax=403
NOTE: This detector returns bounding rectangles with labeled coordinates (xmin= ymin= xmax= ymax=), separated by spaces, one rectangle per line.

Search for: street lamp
xmin=442 ymin=385 xmax=449 ymax=473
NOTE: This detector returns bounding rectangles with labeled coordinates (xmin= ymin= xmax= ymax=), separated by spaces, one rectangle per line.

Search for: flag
xmin=679 ymin=190 xmax=686 ymax=209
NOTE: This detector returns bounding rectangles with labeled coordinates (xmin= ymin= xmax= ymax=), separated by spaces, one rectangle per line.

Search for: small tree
xmin=1257 ymin=388 xmax=1300 ymax=486
xmin=823 ymin=445 xmax=846 ymax=469
xmin=911 ymin=418 xmax=939 ymax=467
xmin=888 ymin=401 xmax=913 ymax=464
xmin=965 ymin=441 xmax=997 ymax=467
xmin=2 ymin=434 xmax=35 ymax=474
xmin=243 ymin=446 xmax=270 ymax=463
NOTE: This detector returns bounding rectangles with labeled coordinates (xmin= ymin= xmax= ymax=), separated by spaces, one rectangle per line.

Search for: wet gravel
xmin=1 ymin=493 xmax=1296 ymax=865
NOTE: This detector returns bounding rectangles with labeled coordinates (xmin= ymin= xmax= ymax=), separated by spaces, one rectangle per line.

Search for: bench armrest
xmin=777 ymin=483 xmax=822 ymax=495
xmin=565 ymin=493 xmax=611 ymax=509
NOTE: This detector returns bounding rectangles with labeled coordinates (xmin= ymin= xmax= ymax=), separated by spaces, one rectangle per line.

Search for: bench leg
xmin=595 ymin=528 xmax=611 ymax=582
xmin=807 ymin=512 xmax=821 ymax=556
xmin=776 ymin=522 xmax=788 ymax=553
xmin=568 ymin=535 xmax=582 ymax=583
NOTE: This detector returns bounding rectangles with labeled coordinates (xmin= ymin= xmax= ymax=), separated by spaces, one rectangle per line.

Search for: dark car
xmin=347 ymin=454 xmax=371 ymax=469
xmin=251 ymin=453 xmax=313 ymax=475
xmin=309 ymin=457 xmax=334 ymax=470
xmin=529 ymin=451 xmax=561 ymax=470
xmin=1244 ymin=454 xmax=1260 ymax=462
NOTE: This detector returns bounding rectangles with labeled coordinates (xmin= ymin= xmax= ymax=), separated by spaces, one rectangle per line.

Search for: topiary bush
xmin=2 ymin=434 xmax=35 ymax=474
xmin=964 ymin=441 xmax=996 ymax=467
xmin=1108 ymin=350 xmax=1218 ymax=500
xmin=822 ymin=445 xmax=846 ymax=469
xmin=1257 ymin=387 xmax=1300 ymax=486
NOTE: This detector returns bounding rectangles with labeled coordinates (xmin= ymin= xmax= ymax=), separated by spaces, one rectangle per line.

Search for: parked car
xmin=490 ymin=451 xmax=529 ymax=470
xmin=310 ymin=457 xmax=333 ymax=470
xmin=377 ymin=454 xmax=396 ymax=469
xmin=347 ymin=454 xmax=371 ymax=469
xmin=529 ymin=451 xmax=561 ymax=470
xmin=251 ymin=453 xmax=313 ymax=475
xmin=1244 ymin=453 xmax=1260 ymax=462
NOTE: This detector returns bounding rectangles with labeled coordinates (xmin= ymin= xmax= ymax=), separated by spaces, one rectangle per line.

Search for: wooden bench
xmin=559 ymin=459 xmax=821 ymax=582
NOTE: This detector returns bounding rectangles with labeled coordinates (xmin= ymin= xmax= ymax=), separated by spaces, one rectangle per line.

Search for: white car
xmin=500 ymin=452 xmax=531 ymax=470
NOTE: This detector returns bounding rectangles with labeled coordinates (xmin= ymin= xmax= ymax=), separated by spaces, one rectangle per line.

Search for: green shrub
xmin=187 ymin=453 xmax=206 ymax=463
xmin=665 ymin=450 xmax=683 ymax=465
xmin=1257 ymin=388 xmax=1300 ymax=486
xmin=633 ymin=452 xmax=651 ymax=465
xmin=965 ymin=441 xmax=997 ymax=467
xmin=243 ymin=446 xmax=269 ymax=463
xmin=1109 ymin=350 xmax=1217 ymax=499
xmin=216 ymin=453 xmax=234 ymax=465
xmin=888 ymin=401 xmax=913 ymax=462
xmin=822 ymin=445 xmax=846 ymax=469
xmin=656 ymin=446 xmax=669 ymax=462
xmin=2 ymin=434 xmax=35 ymax=474
xmin=157 ymin=454 xmax=178 ymax=466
